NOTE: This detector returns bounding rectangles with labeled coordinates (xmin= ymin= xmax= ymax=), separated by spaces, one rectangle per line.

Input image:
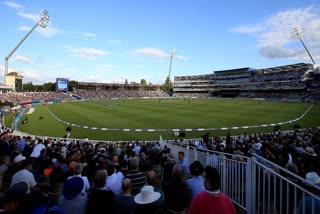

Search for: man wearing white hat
xmin=134 ymin=185 xmax=163 ymax=214
xmin=297 ymin=172 xmax=320 ymax=213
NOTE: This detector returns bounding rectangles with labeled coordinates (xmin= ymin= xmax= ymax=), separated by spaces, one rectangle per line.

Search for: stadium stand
xmin=173 ymin=63 xmax=319 ymax=103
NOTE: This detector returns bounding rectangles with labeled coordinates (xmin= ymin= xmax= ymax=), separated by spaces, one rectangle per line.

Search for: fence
xmin=162 ymin=141 xmax=320 ymax=214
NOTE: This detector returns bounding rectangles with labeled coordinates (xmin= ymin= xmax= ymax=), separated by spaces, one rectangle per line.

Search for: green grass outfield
xmin=6 ymin=98 xmax=320 ymax=141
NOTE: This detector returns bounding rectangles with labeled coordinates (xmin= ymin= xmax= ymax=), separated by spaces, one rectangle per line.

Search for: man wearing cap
xmin=3 ymin=154 xmax=26 ymax=184
xmin=187 ymin=161 xmax=205 ymax=199
xmin=58 ymin=176 xmax=87 ymax=214
xmin=68 ymin=162 xmax=91 ymax=197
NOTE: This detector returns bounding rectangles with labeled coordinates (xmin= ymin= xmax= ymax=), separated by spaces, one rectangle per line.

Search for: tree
xmin=140 ymin=79 xmax=147 ymax=85
xmin=161 ymin=76 xmax=173 ymax=94
xmin=42 ymin=82 xmax=56 ymax=91
xmin=125 ymin=79 xmax=129 ymax=85
xmin=68 ymin=80 xmax=78 ymax=92
xmin=23 ymin=81 xmax=35 ymax=91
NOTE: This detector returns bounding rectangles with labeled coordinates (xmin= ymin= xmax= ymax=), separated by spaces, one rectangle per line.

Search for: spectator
xmin=58 ymin=177 xmax=88 ymax=214
xmin=187 ymin=166 xmax=236 ymax=214
xmin=10 ymin=159 xmax=39 ymax=194
xmin=162 ymin=154 xmax=175 ymax=186
xmin=30 ymin=139 xmax=46 ymax=159
xmin=297 ymin=172 xmax=320 ymax=214
xmin=86 ymin=171 xmax=115 ymax=214
xmin=115 ymin=178 xmax=136 ymax=214
xmin=125 ymin=157 xmax=146 ymax=196
xmin=106 ymin=162 xmax=124 ymax=196
xmin=0 ymin=181 xmax=29 ymax=213
xmin=134 ymin=185 xmax=164 ymax=214
xmin=2 ymin=154 xmax=25 ymax=184
xmin=187 ymin=161 xmax=205 ymax=199
xmin=147 ymin=170 xmax=164 ymax=208
xmin=0 ymin=156 xmax=10 ymax=191
xmin=68 ymin=162 xmax=90 ymax=197
xmin=163 ymin=164 xmax=191 ymax=214
xmin=178 ymin=151 xmax=190 ymax=180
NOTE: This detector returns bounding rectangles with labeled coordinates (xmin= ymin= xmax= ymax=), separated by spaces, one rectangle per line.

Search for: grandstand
xmin=173 ymin=63 xmax=318 ymax=102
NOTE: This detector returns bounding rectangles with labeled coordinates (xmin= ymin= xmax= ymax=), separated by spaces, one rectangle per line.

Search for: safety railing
xmin=163 ymin=142 xmax=320 ymax=214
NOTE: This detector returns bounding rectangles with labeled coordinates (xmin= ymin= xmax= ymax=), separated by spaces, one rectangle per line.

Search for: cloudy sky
xmin=0 ymin=0 xmax=320 ymax=85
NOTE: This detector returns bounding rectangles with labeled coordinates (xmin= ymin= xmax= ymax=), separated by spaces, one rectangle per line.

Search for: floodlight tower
xmin=290 ymin=27 xmax=316 ymax=64
xmin=4 ymin=10 xmax=50 ymax=84
xmin=167 ymin=48 xmax=176 ymax=96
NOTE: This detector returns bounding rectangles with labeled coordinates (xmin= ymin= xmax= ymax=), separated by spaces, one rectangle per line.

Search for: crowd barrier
xmin=162 ymin=141 xmax=320 ymax=214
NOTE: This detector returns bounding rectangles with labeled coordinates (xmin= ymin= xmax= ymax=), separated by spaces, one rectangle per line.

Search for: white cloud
xmin=108 ymin=39 xmax=122 ymax=44
xmin=130 ymin=47 xmax=187 ymax=61
xmin=17 ymin=12 xmax=38 ymax=22
xmin=84 ymin=33 xmax=96 ymax=38
xmin=65 ymin=46 xmax=111 ymax=59
xmin=232 ymin=6 xmax=320 ymax=61
xmin=175 ymin=55 xmax=188 ymax=61
xmin=13 ymin=55 xmax=31 ymax=63
xmin=16 ymin=26 xmax=31 ymax=31
xmin=36 ymin=26 xmax=62 ymax=37
xmin=231 ymin=24 xmax=263 ymax=33
xmin=5 ymin=1 xmax=24 ymax=10
xmin=17 ymin=24 xmax=62 ymax=37
xmin=20 ymin=69 xmax=44 ymax=81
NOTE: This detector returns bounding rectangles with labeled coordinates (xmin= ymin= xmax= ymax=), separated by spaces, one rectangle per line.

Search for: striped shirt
xmin=125 ymin=170 xmax=146 ymax=196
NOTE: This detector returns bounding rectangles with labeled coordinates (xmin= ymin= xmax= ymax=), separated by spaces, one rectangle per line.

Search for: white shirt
xmin=30 ymin=143 xmax=46 ymax=158
xmin=11 ymin=169 xmax=37 ymax=193
xmin=106 ymin=172 xmax=124 ymax=195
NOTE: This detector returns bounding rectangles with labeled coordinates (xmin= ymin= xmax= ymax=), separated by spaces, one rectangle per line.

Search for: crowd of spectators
xmin=0 ymin=129 xmax=238 ymax=214
xmin=0 ymin=126 xmax=318 ymax=213
xmin=73 ymin=90 xmax=168 ymax=100
xmin=0 ymin=92 xmax=72 ymax=105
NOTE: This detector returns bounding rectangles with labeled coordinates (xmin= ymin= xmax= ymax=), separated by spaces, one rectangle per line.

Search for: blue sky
xmin=0 ymin=0 xmax=320 ymax=85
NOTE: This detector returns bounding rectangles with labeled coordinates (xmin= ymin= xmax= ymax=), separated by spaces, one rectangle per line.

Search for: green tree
xmin=161 ymin=76 xmax=173 ymax=94
xmin=42 ymin=82 xmax=56 ymax=91
xmin=23 ymin=81 xmax=35 ymax=91
xmin=35 ymin=85 xmax=43 ymax=91
xmin=140 ymin=79 xmax=147 ymax=85
xmin=68 ymin=80 xmax=78 ymax=91
xmin=125 ymin=79 xmax=129 ymax=85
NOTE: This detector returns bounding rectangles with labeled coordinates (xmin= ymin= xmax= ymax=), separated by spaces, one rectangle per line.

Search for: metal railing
xmin=162 ymin=142 xmax=320 ymax=214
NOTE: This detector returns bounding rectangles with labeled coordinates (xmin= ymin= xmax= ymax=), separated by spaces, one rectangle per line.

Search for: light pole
xmin=290 ymin=27 xmax=316 ymax=64
xmin=167 ymin=48 xmax=176 ymax=96
xmin=4 ymin=10 xmax=50 ymax=85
